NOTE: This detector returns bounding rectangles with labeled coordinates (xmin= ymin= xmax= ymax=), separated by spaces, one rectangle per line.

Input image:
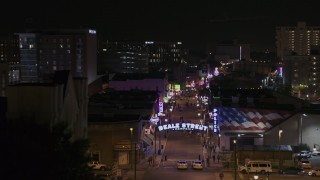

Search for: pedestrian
xmin=213 ymin=154 xmax=215 ymax=163
xmin=217 ymin=154 xmax=220 ymax=163
xmin=148 ymin=156 xmax=152 ymax=165
xmin=198 ymin=154 xmax=201 ymax=160
xmin=165 ymin=154 xmax=167 ymax=161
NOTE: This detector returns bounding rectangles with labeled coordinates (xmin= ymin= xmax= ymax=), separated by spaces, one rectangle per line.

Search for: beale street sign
xmin=158 ymin=123 xmax=208 ymax=132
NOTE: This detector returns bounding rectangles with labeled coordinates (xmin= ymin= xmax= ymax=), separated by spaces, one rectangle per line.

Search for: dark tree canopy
xmin=0 ymin=120 xmax=97 ymax=180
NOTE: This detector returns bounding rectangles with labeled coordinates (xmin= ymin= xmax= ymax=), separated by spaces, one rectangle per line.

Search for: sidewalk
xmin=126 ymin=131 xmax=169 ymax=180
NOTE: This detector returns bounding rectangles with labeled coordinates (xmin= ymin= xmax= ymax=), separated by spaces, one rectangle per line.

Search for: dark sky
xmin=2 ymin=0 xmax=319 ymax=53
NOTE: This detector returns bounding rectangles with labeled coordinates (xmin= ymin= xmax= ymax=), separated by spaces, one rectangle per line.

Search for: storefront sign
xmin=212 ymin=108 xmax=219 ymax=133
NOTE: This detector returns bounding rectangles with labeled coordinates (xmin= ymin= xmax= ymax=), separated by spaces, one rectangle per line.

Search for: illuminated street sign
xmin=158 ymin=123 xmax=208 ymax=132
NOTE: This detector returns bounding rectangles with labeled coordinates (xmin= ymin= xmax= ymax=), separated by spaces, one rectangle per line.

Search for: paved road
xmin=125 ymin=94 xmax=320 ymax=180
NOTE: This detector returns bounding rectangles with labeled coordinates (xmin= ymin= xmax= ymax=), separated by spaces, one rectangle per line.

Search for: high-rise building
xmin=0 ymin=34 xmax=20 ymax=95
xmin=276 ymin=22 xmax=320 ymax=100
xmin=16 ymin=33 xmax=38 ymax=83
xmin=283 ymin=54 xmax=320 ymax=100
xmin=98 ymin=40 xmax=188 ymax=88
xmin=16 ymin=29 xmax=98 ymax=84
xmin=98 ymin=41 xmax=149 ymax=74
xmin=276 ymin=22 xmax=320 ymax=60
xmin=145 ymin=41 xmax=187 ymax=87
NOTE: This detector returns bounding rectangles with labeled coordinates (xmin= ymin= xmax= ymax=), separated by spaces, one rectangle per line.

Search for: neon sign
xmin=158 ymin=123 xmax=208 ymax=132
xmin=212 ymin=108 xmax=219 ymax=133
xmin=159 ymin=102 xmax=163 ymax=113
xmin=150 ymin=116 xmax=159 ymax=124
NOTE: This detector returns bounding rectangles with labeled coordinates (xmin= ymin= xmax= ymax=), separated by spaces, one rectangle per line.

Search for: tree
xmin=0 ymin=120 xmax=98 ymax=180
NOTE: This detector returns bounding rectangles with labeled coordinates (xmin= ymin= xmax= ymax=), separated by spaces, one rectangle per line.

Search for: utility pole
xmin=233 ymin=139 xmax=237 ymax=180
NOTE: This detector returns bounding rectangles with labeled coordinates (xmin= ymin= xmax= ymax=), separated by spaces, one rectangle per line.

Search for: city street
xmin=126 ymin=93 xmax=320 ymax=180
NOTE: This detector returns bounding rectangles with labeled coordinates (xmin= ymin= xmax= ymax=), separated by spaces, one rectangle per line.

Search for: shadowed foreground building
xmin=88 ymin=89 xmax=158 ymax=169
xmin=6 ymin=70 xmax=88 ymax=140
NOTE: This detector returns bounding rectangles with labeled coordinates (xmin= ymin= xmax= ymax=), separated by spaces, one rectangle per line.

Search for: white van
xmin=239 ymin=160 xmax=272 ymax=174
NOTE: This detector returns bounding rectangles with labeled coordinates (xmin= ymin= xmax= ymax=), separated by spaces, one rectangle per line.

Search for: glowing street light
xmin=300 ymin=113 xmax=307 ymax=144
xmin=129 ymin=128 xmax=136 ymax=180
xmin=233 ymin=139 xmax=237 ymax=180
xmin=278 ymin=128 xmax=283 ymax=145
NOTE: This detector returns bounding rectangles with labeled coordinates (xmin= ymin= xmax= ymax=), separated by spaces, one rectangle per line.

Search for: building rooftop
xmin=219 ymin=107 xmax=295 ymax=131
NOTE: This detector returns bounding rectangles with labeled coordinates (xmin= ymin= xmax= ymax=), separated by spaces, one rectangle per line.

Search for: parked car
xmin=298 ymin=150 xmax=312 ymax=158
xmin=88 ymin=161 xmax=110 ymax=171
xmin=298 ymin=159 xmax=312 ymax=169
xmin=279 ymin=167 xmax=305 ymax=175
xmin=308 ymin=169 xmax=320 ymax=176
xmin=177 ymin=160 xmax=188 ymax=170
xmin=192 ymin=160 xmax=203 ymax=170
xmin=312 ymin=150 xmax=320 ymax=156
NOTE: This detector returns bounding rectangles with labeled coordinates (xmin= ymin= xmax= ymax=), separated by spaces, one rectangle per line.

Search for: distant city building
xmin=276 ymin=21 xmax=320 ymax=60
xmin=233 ymin=61 xmax=272 ymax=75
xmin=16 ymin=33 xmax=38 ymax=83
xmin=146 ymin=41 xmax=188 ymax=89
xmin=250 ymin=49 xmax=276 ymax=63
xmin=98 ymin=41 xmax=149 ymax=74
xmin=16 ymin=29 xmax=99 ymax=84
xmin=98 ymin=40 xmax=188 ymax=89
xmin=209 ymin=40 xmax=251 ymax=65
xmin=283 ymin=54 xmax=320 ymax=100
xmin=109 ymin=72 xmax=168 ymax=101
xmin=0 ymin=34 xmax=20 ymax=88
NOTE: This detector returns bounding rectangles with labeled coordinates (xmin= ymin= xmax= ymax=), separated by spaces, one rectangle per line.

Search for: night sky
xmin=1 ymin=0 xmax=319 ymax=53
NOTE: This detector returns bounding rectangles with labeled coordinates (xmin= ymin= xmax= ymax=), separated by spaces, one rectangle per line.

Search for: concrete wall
xmin=264 ymin=113 xmax=320 ymax=150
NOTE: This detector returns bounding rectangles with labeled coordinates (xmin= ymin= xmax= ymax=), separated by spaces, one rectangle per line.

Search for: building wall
xmin=17 ymin=29 xmax=98 ymax=85
xmin=85 ymin=31 xmax=99 ymax=84
xmin=264 ymin=113 xmax=320 ymax=150
xmin=6 ymin=74 xmax=87 ymax=140
xmin=73 ymin=78 xmax=88 ymax=139
xmin=109 ymin=78 xmax=167 ymax=101
xmin=88 ymin=122 xmax=142 ymax=167
xmin=16 ymin=33 xmax=38 ymax=83
xmin=0 ymin=63 xmax=8 ymax=96
xmin=0 ymin=35 xmax=20 ymax=84
xmin=6 ymin=84 xmax=63 ymax=126
xmin=233 ymin=61 xmax=271 ymax=74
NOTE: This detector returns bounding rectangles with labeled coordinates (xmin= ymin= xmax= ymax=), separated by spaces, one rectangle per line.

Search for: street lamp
xmin=233 ymin=139 xmax=237 ymax=180
xmin=300 ymin=113 xmax=307 ymax=144
xmin=130 ymin=128 xmax=133 ymax=169
xmin=278 ymin=128 xmax=283 ymax=145
xmin=253 ymin=175 xmax=259 ymax=179
xmin=129 ymin=128 xmax=136 ymax=180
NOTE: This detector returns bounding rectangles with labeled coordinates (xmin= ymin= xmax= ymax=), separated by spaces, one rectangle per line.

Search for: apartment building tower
xmin=276 ymin=22 xmax=320 ymax=60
